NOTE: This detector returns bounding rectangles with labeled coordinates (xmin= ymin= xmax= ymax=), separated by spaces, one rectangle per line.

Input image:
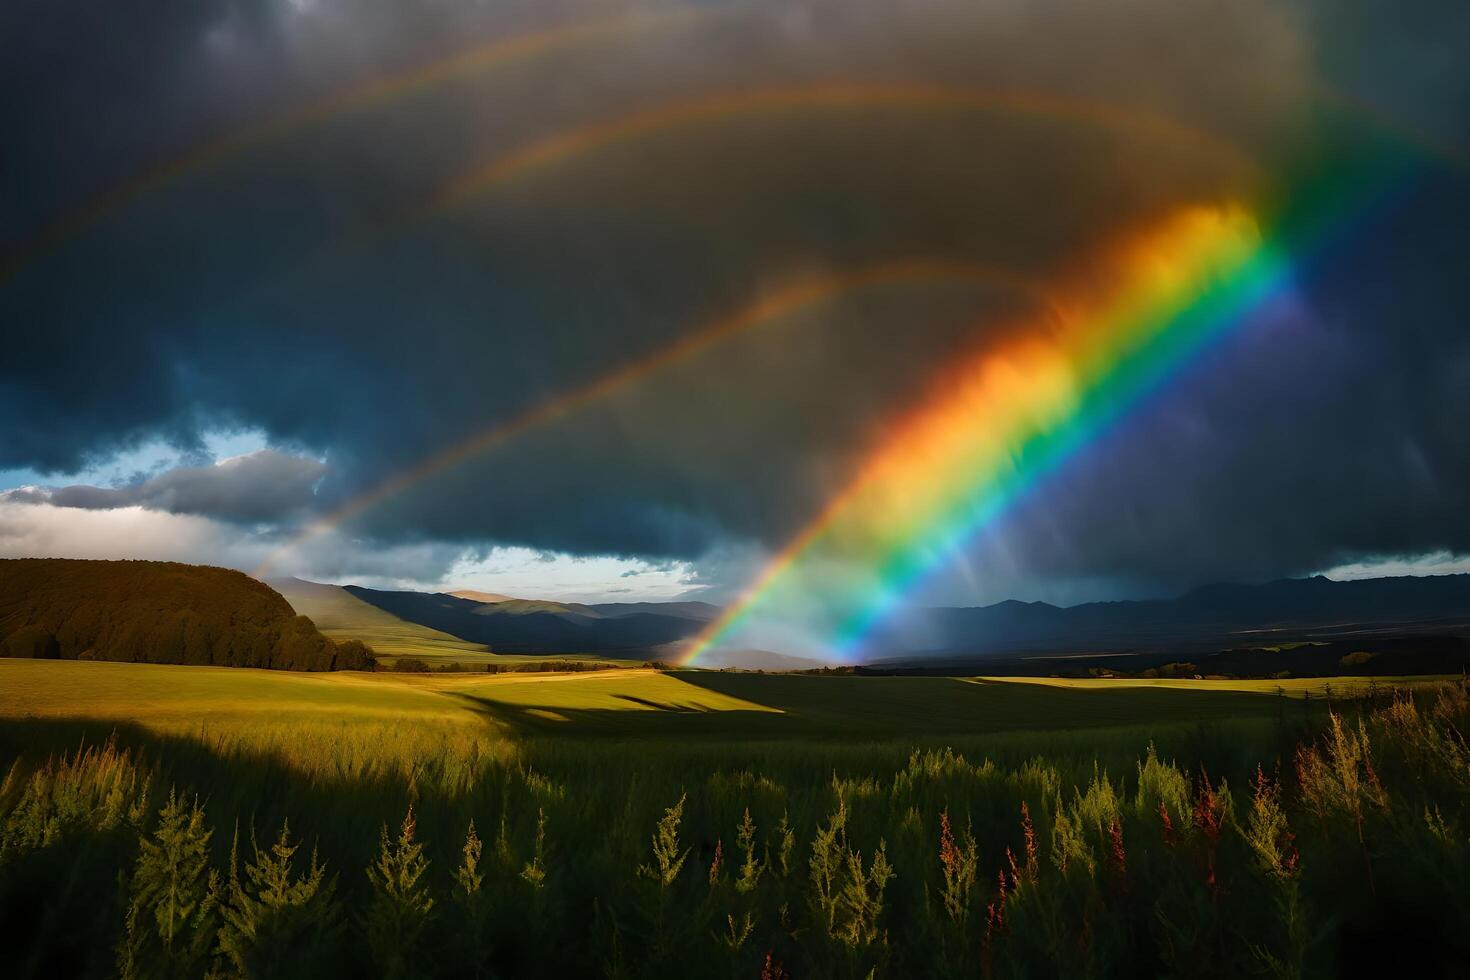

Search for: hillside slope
xmin=346 ymin=585 xmax=705 ymax=653
xmin=447 ymin=589 xmax=514 ymax=604
xmin=0 ymin=559 xmax=373 ymax=670
xmin=273 ymin=578 xmax=492 ymax=660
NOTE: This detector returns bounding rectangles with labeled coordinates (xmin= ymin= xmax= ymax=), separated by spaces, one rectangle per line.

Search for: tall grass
xmin=1 ymin=682 xmax=1468 ymax=976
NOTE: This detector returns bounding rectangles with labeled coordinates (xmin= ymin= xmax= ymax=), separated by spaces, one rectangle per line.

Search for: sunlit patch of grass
xmin=966 ymin=674 xmax=1449 ymax=697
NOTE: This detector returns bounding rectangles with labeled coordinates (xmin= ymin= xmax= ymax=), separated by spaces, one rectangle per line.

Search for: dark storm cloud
xmin=2 ymin=0 xmax=1468 ymax=596
xmin=5 ymin=450 xmax=326 ymax=522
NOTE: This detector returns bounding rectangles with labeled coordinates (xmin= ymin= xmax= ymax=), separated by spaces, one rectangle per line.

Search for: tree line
xmin=0 ymin=559 xmax=373 ymax=671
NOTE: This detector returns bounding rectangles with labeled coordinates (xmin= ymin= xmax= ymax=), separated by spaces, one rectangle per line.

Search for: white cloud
xmin=17 ymin=449 xmax=327 ymax=522
xmin=1317 ymin=551 xmax=1470 ymax=581
xmin=0 ymin=499 xmax=273 ymax=568
xmin=441 ymin=547 xmax=699 ymax=603
xmin=0 ymin=427 xmax=277 ymax=494
xmin=0 ymin=496 xmax=705 ymax=603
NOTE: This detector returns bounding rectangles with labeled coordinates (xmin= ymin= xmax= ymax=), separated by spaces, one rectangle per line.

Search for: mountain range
xmin=277 ymin=573 xmax=1470 ymax=663
xmin=865 ymin=574 xmax=1470 ymax=660
xmin=341 ymin=585 xmax=718 ymax=654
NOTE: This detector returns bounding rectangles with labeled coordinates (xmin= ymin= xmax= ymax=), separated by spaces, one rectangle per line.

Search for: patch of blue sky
xmin=0 ymin=427 xmax=272 ymax=491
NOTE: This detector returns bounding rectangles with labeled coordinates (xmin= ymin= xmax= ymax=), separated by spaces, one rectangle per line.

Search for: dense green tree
xmin=0 ymin=559 xmax=373 ymax=671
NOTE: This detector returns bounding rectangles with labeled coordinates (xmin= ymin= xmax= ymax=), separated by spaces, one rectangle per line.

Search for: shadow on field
xmin=443 ymin=689 xmax=791 ymax=739
xmin=612 ymin=693 xmax=714 ymax=712
xmin=0 ymin=716 xmax=446 ymax=870
xmin=444 ymin=670 xmax=1321 ymax=740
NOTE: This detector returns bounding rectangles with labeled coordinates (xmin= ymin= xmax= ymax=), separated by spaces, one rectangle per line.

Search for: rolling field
xmin=2 ymin=657 xmax=1467 ymax=977
xmin=0 ymin=657 xmax=1399 ymax=745
xmin=0 ymin=657 xmax=1417 ymax=788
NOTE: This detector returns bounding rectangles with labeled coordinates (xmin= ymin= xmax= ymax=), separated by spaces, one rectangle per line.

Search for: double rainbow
xmin=682 ymin=203 xmax=1291 ymax=663
xmin=255 ymin=79 xmax=1243 ymax=574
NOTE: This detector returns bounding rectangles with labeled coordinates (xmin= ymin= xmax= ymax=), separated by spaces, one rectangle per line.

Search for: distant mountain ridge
xmin=343 ymin=586 xmax=714 ymax=653
xmin=867 ymin=574 xmax=1470 ymax=658
xmin=292 ymin=573 xmax=1470 ymax=663
xmin=447 ymin=589 xmax=514 ymax=604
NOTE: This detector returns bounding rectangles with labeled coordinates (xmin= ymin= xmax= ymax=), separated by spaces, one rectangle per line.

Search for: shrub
xmin=332 ymin=639 xmax=376 ymax=671
xmin=1246 ymin=766 xmax=1297 ymax=880
xmin=734 ymin=808 xmax=763 ymax=895
xmin=390 ymin=658 xmax=431 ymax=673
xmin=833 ymin=840 xmax=893 ymax=948
xmin=936 ymin=808 xmax=978 ymax=925
xmin=639 ymin=794 xmax=689 ymax=888
xmin=1245 ymin=766 xmax=1315 ymax=977
xmin=216 ymin=820 xmax=341 ymax=979
xmin=117 ymin=790 xmax=217 ymax=980
xmin=1295 ymin=711 xmax=1386 ymax=823
xmin=809 ymin=799 xmax=847 ymax=934
xmin=521 ymin=807 xmax=548 ymax=890
xmin=452 ymin=820 xmax=491 ymax=975
xmin=0 ymin=739 xmax=150 ymax=861
xmin=1135 ymin=743 xmax=1192 ymax=828
xmin=364 ymin=805 xmax=435 ymax=978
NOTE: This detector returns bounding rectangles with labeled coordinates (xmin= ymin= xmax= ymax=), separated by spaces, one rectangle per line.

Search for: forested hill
xmin=0 ymin=559 xmax=373 ymax=671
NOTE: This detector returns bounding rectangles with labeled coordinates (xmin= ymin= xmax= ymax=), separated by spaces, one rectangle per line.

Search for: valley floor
xmin=0 ymin=658 xmax=1423 ymax=746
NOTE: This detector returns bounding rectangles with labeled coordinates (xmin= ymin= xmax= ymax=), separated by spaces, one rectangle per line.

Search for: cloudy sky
xmin=2 ymin=0 xmax=1468 ymax=615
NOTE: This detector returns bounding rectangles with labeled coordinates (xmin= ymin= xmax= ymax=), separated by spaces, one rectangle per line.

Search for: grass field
xmin=0 ymin=658 xmax=1401 ymax=745
xmin=0 ymin=658 xmax=1414 ymax=791
xmin=2 ymin=658 xmax=1466 ymax=977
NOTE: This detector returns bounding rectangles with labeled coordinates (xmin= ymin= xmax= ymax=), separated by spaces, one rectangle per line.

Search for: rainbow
xmin=682 ymin=202 xmax=1293 ymax=664
xmin=253 ymin=79 xmax=1255 ymax=576
xmin=252 ymin=258 xmax=1048 ymax=577
xmin=0 ymin=6 xmax=721 ymax=284
xmin=402 ymin=81 xmax=1254 ymax=226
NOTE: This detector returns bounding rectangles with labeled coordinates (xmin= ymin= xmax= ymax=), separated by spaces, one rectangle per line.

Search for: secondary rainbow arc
xmin=252 ymin=259 xmax=1049 ymax=577
xmin=395 ymin=81 xmax=1257 ymax=231
xmin=0 ymin=6 xmax=724 ymax=285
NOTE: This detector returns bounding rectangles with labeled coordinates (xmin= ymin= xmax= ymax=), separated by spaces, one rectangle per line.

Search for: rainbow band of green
xmin=835 ymin=156 xmax=1412 ymax=657
xmin=831 ymin=241 xmax=1290 ymax=656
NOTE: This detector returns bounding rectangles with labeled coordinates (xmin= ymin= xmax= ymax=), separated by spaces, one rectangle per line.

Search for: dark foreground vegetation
xmin=0 ymin=559 xmax=373 ymax=671
xmin=2 ymin=681 xmax=1469 ymax=978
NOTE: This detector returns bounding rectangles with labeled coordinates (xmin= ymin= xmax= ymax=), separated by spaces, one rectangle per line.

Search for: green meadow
xmin=2 ymin=659 xmax=1468 ymax=978
xmin=0 ymin=658 xmax=1404 ymax=760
